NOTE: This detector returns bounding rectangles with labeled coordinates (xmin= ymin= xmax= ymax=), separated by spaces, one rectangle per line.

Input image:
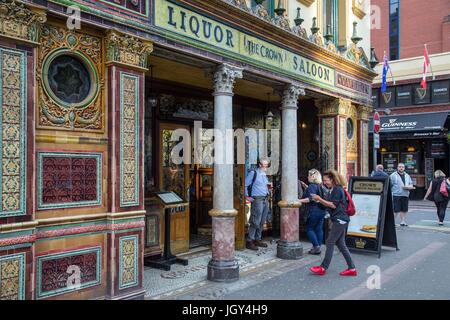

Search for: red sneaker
xmin=310 ymin=266 xmax=326 ymax=276
xmin=339 ymin=269 xmax=357 ymax=276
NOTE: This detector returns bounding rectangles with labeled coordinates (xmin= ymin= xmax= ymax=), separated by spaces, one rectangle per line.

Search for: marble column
xmin=207 ymin=64 xmax=243 ymax=282
xmin=277 ymin=84 xmax=305 ymax=260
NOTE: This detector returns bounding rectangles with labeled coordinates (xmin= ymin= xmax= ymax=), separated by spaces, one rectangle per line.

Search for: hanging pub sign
xmin=346 ymin=177 xmax=399 ymax=258
xmin=380 ymin=87 xmax=396 ymax=108
xmin=413 ymin=84 xmax=431 ymax=104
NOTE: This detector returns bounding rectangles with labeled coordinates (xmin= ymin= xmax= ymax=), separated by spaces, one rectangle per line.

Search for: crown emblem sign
xmin=355 ymin=238 xmax=367 ymax=249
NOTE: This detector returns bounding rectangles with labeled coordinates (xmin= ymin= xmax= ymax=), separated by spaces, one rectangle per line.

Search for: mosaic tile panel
xmin=37 ymin=152 xmax=102 ymax=210
xmin=0 ymin=48 xmax=27 ymax=217
xmin=321 ymin=118 xmax=334 ymax=172
xmin=0 ymin=253 xmax=25 ymax=300
xmin=146 ymin=215 xmax=159 ymax=247
xmin=119 ymin=235 xmax=138 ymax=290
xmin=120 ymin=73 xmax=140 ymax=207
xmin=339 ymin=117 xmax=347 ymax=177
xmin=361 ymin=122 xmax=369 ymax=176
xmin=100 ymin=0 xmax=149 ymax=17
xmin=36 ymin=247 xmax=101 ymax=299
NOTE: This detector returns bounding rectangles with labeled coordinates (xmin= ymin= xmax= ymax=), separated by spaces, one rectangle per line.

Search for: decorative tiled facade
xmin=339 ymin=117 xmax=347 ymax=177
xmin=0 ymin=253 xmax=25 ymax=300
xmin=38 ymin=25 xmax=103 ymax=131
xmin=0 ymin=48 xmax=27 ymax=218
xmin=37 ymin=152 xmax=102 ymax=210
xmin=145 ymin=215 xmax=158 ymax=247
xmin=119 ymin=235 xmax=138 ymax=290
xmin=36 ymin=247 xmax=101 ymax=299
xmin=361 ymin=122 xmax=369 ymax=176
xmin=120 ymin=73 xmax=140 ymax=207
xmin=321 ymin=118 xmax=335 ymax=171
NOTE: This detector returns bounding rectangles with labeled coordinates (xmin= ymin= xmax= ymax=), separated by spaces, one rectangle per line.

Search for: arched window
xmin=323 ymin=0 xmax=339 ymax=45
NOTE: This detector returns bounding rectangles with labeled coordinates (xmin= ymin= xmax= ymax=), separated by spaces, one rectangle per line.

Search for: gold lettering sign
xmin=155 ymin=0 xmax=336 ymax=88
xmin=353 ymin=181 xmax=384 ymax=193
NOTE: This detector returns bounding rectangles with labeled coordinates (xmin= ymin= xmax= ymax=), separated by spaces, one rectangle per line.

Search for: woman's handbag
xmin=440 ymin=179 xmax=449 ymax=198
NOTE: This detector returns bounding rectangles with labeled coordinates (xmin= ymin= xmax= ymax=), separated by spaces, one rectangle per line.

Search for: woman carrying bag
xmin=424 ymin=170 xmax=450 ymax=226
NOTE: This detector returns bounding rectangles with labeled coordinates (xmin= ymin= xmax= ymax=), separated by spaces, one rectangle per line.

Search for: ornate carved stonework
xmin=281 ymin=84 xmax=305 ymax=109
xmin=273 ymin=15 xmax=291 ymax=31
xmin=346 ymin=43 xmax=370 ymax=68
xmin=105 ymin=30 xmax=153 ymax=70
xmin=292 ymin=25 xmax=308 ymax=40
xmin=252 ymin=4 xmax=271 ymax=22
xmin=224 ymin=0 xmax=249 ymax=11
xmin=317 ymin=98 xmax=352 ymax=117
xmin=38 ymin=25 xmax=103 ymax=131
xmin=309 ymin=32 xmax=325 ymax=47
xmin=357 ymin=105 xmax=372 ymax=121
xmin=0 ymin=0 xmax=46 ymax=44
xmin=211 ymin=64 xmax=243 ymax=95
xmin=325 ymin=40 xmax=338 ymax=54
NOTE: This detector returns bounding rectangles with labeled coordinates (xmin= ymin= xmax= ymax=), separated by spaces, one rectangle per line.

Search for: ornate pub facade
xmin=0 ymin=0 xmax=375 ymax=299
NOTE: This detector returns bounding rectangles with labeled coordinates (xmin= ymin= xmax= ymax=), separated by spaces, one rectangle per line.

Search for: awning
xmin=369 ymin=112 xmax=449 ymax=136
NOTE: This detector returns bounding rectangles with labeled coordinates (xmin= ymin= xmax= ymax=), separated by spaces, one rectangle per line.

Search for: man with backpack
xmin=309 ymin=170 xmax=357 ymax=277
xmin=245 ymin=158 xmax=272 ymax=251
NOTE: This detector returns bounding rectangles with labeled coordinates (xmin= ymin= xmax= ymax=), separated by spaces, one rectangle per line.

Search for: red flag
xmin=421 ymin=45 xmax=430 ymax=89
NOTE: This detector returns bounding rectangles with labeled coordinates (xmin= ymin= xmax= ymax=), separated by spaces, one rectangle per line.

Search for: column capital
xmin=0 ymin=0 xmax=47 ymax=46
xmin=210 ymin=64 xmax=243 ymax=96
xmin=105 ymin=29 xmax=153 ymax=71
xmin=357 ymin=105 xmax=373 ymax=121
xmin=317 ymin=98 xmax=352 ymax=117
xmin=279 ymin=84 xmax=305 ymax=110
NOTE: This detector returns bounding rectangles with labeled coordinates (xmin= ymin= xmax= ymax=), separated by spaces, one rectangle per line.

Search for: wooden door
xmin=159 ymin=123 xmax=190 ymax=254
xmin=234 ymin=164 xmax=246 ymax=249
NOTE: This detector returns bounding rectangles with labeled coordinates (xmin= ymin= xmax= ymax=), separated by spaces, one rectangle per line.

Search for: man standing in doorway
xmin=371 ymin=164 xmax=389 ymax=178
xmin=390 ymin=163 xmax=415 ymax=226
xmin=245 ymin=158 xmax=272 ymax=250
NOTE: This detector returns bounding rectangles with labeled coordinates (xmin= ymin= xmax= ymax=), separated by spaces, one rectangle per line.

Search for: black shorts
xmin=393 ymin=196 xmax=409 ymax=213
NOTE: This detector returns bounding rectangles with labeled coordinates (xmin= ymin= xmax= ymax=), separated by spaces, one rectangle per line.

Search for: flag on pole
xmin=421 ymin=44 xmax=431 ymax=89
xmin=381 ymin=52 xmax=390 ymax=93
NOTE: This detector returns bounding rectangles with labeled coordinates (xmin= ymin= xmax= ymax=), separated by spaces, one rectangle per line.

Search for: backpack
xmin=341 ymin=188 xmax=356 ymax=216
xmin=247 ymin=170 xmax=258 ymax=197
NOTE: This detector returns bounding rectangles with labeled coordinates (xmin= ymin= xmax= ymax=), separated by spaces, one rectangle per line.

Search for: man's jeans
xmin=306 ymin=211 xmax=325 ymax=247
xmin=247 ymin=197 xmax=269 ymax=241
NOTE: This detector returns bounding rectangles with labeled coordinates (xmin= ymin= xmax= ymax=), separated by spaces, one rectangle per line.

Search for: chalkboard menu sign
xmin=396 ymin=85 xmax=412 ymax=106
xmin=346 ymin=177 xmax=398 ymax=257
xmin=382 ymin=152 xmax=399 ymax=174
xmin=400 ymin=152 xmax=420 ymax=174
xmin=432 ymin=80 xmax=450 ymax=104
xmin=413 ymin=84 xmax=431 ymax=105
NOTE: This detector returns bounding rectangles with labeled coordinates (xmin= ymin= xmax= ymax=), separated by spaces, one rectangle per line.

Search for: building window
xmin=389 ymin=0 xmax=400 ymax=60
xmin=323 ymin=0 xmax=339 ymax=46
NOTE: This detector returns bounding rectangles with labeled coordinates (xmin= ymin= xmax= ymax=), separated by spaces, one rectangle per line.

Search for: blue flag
xmin=381 ymin=53 xmax=390 ymax=93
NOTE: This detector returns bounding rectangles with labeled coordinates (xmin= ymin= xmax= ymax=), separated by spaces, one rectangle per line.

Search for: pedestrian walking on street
xmin=390 ymin=163 xmax=415 ymax=226
xmin=424 ymin=170 xmax=450 ymax=226
xmin=300 ymin=169 xmax=327 ymax=255
xmin=309 ymin=170 xmax=357 ymax=277
xmin=245 ymin=158 xmax=272 ymax=251
xmin=371 ymin=164 xmax=389 ymax=178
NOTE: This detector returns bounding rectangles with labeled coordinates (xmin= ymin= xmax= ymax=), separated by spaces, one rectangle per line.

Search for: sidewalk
xmin=409 ymin=200 xmax=450 ymax=208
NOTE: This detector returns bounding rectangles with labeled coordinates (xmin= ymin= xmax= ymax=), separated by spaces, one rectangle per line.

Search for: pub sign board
xmin=346 ymin=177 xmax=399 ymax=258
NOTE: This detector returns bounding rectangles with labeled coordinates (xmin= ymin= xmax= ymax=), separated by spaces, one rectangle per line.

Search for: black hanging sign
xmin=346 ymin=177 xmax=399 ymax=258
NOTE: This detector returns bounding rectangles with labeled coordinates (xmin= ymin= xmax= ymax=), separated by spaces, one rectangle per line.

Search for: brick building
xmin=371 ymin=0 xmax=450 ymax=199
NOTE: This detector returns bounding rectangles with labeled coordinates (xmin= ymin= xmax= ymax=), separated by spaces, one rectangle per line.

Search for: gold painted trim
xmin=352 ymin=0 xmax=366 ymax=19
xmin=209 ymin=208 xmax=238 ymax=217
xmin=36 ymin=134 xmax=109 ymax=145
xmin=0 ymin=221 xmax=39 ymax=233
xmin=278 ymin=200 xmax=302 ymax=208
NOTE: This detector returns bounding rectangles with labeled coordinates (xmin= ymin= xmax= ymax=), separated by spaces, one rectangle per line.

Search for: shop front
xmin=0 ymin=0 xmax=376 ymax=300
xmin=370 ymin=112 xmax=450 ymax=199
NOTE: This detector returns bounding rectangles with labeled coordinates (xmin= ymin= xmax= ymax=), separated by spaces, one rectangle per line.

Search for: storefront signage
xmin=346 ymin=177 xmax=398 ymax=257
xmin=155 ymin=0 xmax=340 ymax=89
xmin=413 ymin=84 xmax=431 ymax=104
xmin=336 ymin=73 xmax=371 ymax=96
xmin=431 ymin=80 xmax=450 ymax=103
xmin=381 ymin=118 xmax=418 ymax=131
xmin=396 ymin=85 xmax=412 ymax=107
xmin=380 ymin=87 xmax=396 ymax=108
xmin=381 ymin=152 xmax=398 ymax=174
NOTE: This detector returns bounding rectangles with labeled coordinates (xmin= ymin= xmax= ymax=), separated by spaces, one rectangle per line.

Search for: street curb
xmin=408 ymin=225 xmax=450 ymax=233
